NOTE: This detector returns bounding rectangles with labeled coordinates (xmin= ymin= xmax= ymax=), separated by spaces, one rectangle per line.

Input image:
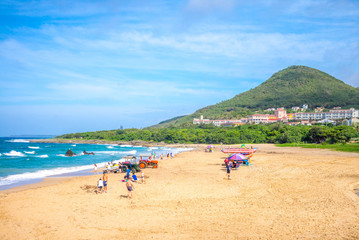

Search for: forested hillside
xmin=156 ymin=66 xmax=359 ymax=127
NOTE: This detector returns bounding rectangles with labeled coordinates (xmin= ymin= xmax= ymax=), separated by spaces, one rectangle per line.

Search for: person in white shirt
xmin=97 ymin=178 xmax=104 ymax=194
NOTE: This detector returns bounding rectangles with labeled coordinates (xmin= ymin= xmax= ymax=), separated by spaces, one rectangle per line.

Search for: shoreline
xmin=0 ymin=142 xmax=198 ymax=192
xmin=0 ymin=168 xmax=96 ymax=192
xmin=0 ymin=142 xmax=197 ymax=193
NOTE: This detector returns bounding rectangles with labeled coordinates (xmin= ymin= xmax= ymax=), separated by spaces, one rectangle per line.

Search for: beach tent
xmin=207 ymin=145 xmax=214 ymax=152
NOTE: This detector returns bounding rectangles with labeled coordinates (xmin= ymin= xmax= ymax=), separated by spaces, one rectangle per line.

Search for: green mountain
xmin=155 ymin=66 xmax=359 ymax=127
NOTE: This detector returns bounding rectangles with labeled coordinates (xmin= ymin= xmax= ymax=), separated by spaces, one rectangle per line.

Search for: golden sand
xmin=0 ymin=144 xmax=358 ymax=240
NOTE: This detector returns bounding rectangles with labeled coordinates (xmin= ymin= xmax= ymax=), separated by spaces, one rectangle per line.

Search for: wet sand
xmin=0 ymin=144 xmax=358 ymax=239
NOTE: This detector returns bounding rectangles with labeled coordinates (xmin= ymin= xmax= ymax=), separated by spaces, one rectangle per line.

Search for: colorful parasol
xmin=228 ymin=153 xmax=248 ymax=161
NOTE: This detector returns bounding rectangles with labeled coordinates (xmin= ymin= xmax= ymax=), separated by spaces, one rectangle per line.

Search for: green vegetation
xmin=276 ymin=142 xmax=359 ymax=153
xmin=155 ymin=65 xmax=359 ymax=127
xmin=158 ymin=115 xmax=187 ymax=124
xmin=57 ymin=124 xmax=358 ymax=145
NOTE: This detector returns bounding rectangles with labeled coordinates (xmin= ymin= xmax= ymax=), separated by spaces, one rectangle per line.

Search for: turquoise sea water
xmin=0 ymin=137 xmax=191 ymax=190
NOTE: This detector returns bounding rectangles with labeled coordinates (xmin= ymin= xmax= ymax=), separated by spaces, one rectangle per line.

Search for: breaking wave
xmin=3 ymin=150 xmax=25 ymax=157
xmin=6 ymin=139 xmax=30 ymax=143
xmin=24 ymin=151 xmax=36 ymax=154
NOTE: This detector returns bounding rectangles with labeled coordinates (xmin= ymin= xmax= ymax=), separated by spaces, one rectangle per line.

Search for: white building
xmin=193 ymin=115 xmax=247 ymax=126
xmin=295 ymin=112 xmax=324 ymax=120
xmin=248 ymin=114 xmax=269 ymax=124
xmin=295 ymin=108 xmax=358 ymax=121
xmin=324 ymin=108 xmax=359 ymax=120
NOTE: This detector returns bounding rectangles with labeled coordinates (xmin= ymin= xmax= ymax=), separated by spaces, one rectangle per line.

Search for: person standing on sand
xmin=226 ymin=161 xmax=232 ymax=180
xmin=94 ymin=164 xmax=98 ymax=175
xmin=141 ymin=171 xmax=145 ymax=184
xmin=126 ymin=179 xmax=135 ymax=198
xmin=126 ymin=167 xmax=131 ymax=179
xmin=97 ymin=178 xmax=103 ymax=194
xmin=103 ymin=171 xmax=108 ymax=193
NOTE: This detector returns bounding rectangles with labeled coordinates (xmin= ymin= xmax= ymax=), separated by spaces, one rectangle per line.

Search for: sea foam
xmin=0 ymin=161 xmax=111 ymax=187
xmin=6 ymin=139 xmax=30 ymax=143
xmin=24 ymin=151 xmax=36 ymax=154
xmin=0 ymin=165 xmax=90 ymax=187
xmin=28 ymin=146 xmax=40 ymax=149
xmin=3 ymin=150 xmax=25 ymax=157
xmin=37 ymin=154 xmax=49 ymax=158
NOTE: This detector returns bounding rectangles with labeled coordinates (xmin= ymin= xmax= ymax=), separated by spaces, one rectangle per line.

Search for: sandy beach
xmin=0 ymin=144 xmax=359 ymax=240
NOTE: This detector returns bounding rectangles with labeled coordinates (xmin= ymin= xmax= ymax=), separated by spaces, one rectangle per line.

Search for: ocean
xmin=0 ymin=137 xmax=192 ymax=190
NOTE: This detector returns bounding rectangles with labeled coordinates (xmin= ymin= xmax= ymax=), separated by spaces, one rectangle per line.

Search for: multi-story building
xmin=219 ymin=118 xmax=248 ymax=127
xmin=295 ymin=112 xmax=324 ymax=120
xmin=248 ymin=114 xmax=269 ymax=124
xmin=274 ymin=108 xmax=287 ymax=118
xmin=324 ymin=108 xmax=359 ymax=119
xmin=294 ymin=108 xmax=358 ymax=121
xmin=193 ymin=115 xmax=248 ymax=126
xmin=287 ymin=113 xmax=295 ymax=120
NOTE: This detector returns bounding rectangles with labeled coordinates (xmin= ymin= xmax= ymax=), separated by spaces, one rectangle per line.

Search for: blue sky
xmin=1 ymin=0 xmax=358 ymax=136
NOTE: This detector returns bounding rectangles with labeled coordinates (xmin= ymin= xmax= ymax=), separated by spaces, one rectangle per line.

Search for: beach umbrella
xmin=207 ymin=145 xmax=214 ymax=149
xmin=228 ymin=153 xmax=247 ymax=161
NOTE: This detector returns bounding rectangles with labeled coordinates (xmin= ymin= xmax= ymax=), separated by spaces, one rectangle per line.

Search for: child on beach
xmin=141 ymin=171 xmax=145 ymax=184
xmin=132 ymin=173 xmax=138 ymax=182
xmin=126 ymin=179 xmax=135 ymax=199
xmin=103 ymin=171 xmax=108 ymax=193
xmin=97 ymin=178 xmax=103 ymax=194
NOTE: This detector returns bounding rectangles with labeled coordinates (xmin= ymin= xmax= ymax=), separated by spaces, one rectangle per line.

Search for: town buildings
xmin=193 ymin=107 xmax=359 ymax=126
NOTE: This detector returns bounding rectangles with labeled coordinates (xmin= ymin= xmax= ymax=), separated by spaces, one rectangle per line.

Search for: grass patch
xmin=276 ymin=142 xmax=359 ymax=153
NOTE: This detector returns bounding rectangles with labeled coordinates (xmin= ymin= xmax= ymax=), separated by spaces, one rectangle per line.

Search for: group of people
xmin=93 ymin=151 xmax=174 ymax=198
xmin=158 ymin=152 xmax=174 ymax=160
xmin=93 ymin=160 xmax=123 ymax=175
xmin=96 ymin=170 xmax=109 ymax=193
xmin=96 ymin=167 xmax=145 ymax=199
